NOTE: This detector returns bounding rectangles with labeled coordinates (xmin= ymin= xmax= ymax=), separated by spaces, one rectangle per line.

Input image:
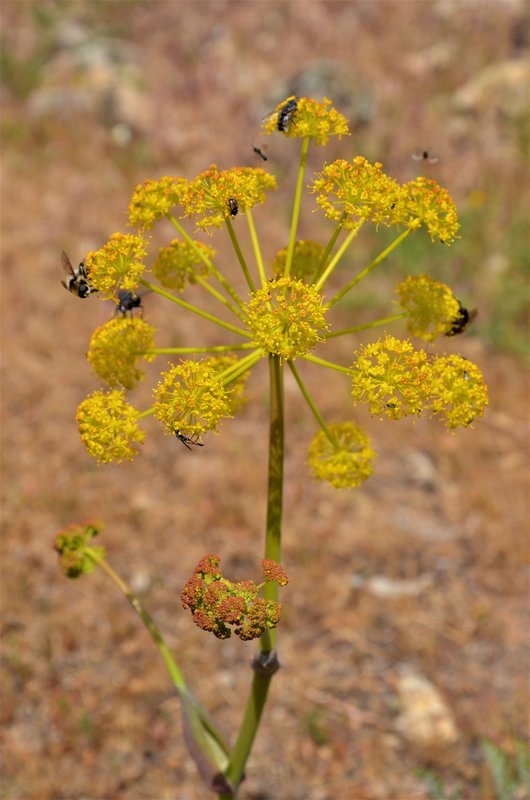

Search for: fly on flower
xmin=445 ymin=301 xmax=477 ymax=336
xmin=114 ymin=289 xmax=143 ymax=318
xmin=227 ymin=197 xmax=239 ymax=217
xmin=412 ymin=149 xmax=439 ymax=164
xmin=276 ymin=97 xmax=298 ymax=131
xmin=61 ymin=251 xmax=97 ymax=299
xmin=172 ymin=425 xmax=204 ymax=451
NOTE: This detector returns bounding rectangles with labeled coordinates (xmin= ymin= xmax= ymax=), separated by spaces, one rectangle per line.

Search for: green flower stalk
xmin=60 ymin=94 xmax=488 ymax=798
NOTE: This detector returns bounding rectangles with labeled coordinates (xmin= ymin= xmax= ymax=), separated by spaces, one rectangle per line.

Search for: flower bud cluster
xmin=54 ymin=521 xmax=105 ymax=578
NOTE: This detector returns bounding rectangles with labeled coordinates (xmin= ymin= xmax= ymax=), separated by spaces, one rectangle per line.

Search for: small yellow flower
xmin=87 ymin=318 xmax=156 ymax=389
xmin=429 ymin=355 xmax=488 ymax=428
xmin=76 ymin=389 xmax=145 ymax=463
xmin=351 ymin=335 xmax=432 ymax=419
xmin=262 ymin=96 xmax=350 ymax=145
xmin=271 ymin=240 xmax=323 ymax=280
xmin=396 ymin=274 xmax=462 ymax=341
xmin=185 ymin=164 xmax=277 ymax=231
xmin=246 ymin=277 xmax=329 ymax=359
xmin=392 ymin=177 xmax=460 ymax=243
xmin=128 ymin=176 xmax=189 ymax=229
xmin=153 ymin=359 xmax=233 ymax=438
xmin=310 ymin=157 xmax=401 ymax=229
xmin=308 ymin=422 xmax=376 ymax=489
xmin=84 ymin=233 xmax=148 ymax=299
xmin=153 ymin=239 xmax=214 ymax=291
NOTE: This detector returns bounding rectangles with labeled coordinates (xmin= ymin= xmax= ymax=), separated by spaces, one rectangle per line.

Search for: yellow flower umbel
xmin=153 ymin=239 xmax=214 ymax=291
xmin=84 ymin=233 xmax=148 ymax=299
xmin=153 ymin=359 xmax=234 ymax=439
xmin=351 ymin=335 xmax=432 ymax=419
xmin=87 ymin=318 xmax=156 ymax=389
xmin=396 ymin=274 xmax=462 ymax=342
xmin=246 ymin=277 xmax=329 ymax=359
xmin=311 ymin=157 xmax=401 ymax=229
xmin=185 ymin=165 xmax=277 ymax=231
xmin=429 ymin=355 xmax=488 ymax=428
xmin=262 ymin=96 xmax=350 ymax=145
xmin=76 ymin=389 xmax=145 ymax=463
xmin=393 ymin=177 xmax=460 ymax=243
xmin=128 ymin=176 xmax=189 ymax=230
xmin=308 ymin=422 xmax=376 ymax=489
xmin=271 ymin=240 xmax=324 ymax=280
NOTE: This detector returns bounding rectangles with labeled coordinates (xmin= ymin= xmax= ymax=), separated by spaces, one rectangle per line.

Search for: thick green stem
xmin=284 ymin=136 xmax=310 ymax=278
xmin=223 ymin=355 xmax=284 ymax=792
xmin=327 ymin=228 xmax=412 ymax=308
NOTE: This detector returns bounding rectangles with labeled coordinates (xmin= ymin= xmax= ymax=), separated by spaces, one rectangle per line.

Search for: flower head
xmin=392 ymin=178 xmax=460 ymax=243
xmin=308 ymin=421 xmax=376 ymax=489
xmin=128 ymin=176 xmax=189 ymax=229
xmin=185 ymin=165 xmax=277 ymax=231
xmin=262 ymin=96 xmax=349 ymax=145
xmin=311 ymin=157 xmax=401 ymax=229
xmin=271 ymin=240 xmax=324 ymax=280
xmin=246 ymin=277 xmax=329 ymax=359
xmin=429 ymin=355 xmax=488 ymax=428
xmin=396 ymin=274 xmax=462 ymax=342
xmin=76 ymin=389 xmax=145 ymax=463
xmin=181 ymin=554 xmax=284 ymax=641
xmin=87 ymin=318 xmax=156 ymax=389
xmin=153 ymin=359 xmax=233 ymax=438
xmin=351 ymin=335 xmax=432 ymax=419
xmin=54 ymin=521 xmax=105 ymax=578
xmin=84 ymin=233 xmax=148 ymax=299
xmin=153 ymin=239 xmax=214 ymax=291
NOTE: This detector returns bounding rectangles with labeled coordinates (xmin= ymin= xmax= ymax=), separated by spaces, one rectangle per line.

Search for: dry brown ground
xmin=1 ymin=2 xmax=529 ymax=799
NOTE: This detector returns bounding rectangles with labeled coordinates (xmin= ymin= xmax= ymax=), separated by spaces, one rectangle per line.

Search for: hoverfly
xmin=252 ymin=145 xmax=268 ymax=162
xmin=61 ymin=251 xmax=97 ymax=299
xmin=446 ymin=301 xmax=477 ymax=336
xmin=412 ymin=149 xmax=439 ymax=164
xmin=172 ymin=426 xmax=204 ymax=451
xmin=115 ymin=289 xmax=143 ymax=318
xmin=276 ymin=97 xmax=298 ymax=132
xmin=227 ymin=197 xmax=239 ymax=217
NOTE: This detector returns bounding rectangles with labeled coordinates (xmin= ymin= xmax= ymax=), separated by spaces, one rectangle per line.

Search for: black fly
xmin=252 ymin=145 xmax=268 ymax=161
xmin=446 ymin=301 xmax=477 ymax=336
xmin=115 ymin=289 xmax=143 ymax=318
xmin=412 ymin=149 xmax=439 ymax=164
xmin=227 ymin=197 xmax=239 ymax=217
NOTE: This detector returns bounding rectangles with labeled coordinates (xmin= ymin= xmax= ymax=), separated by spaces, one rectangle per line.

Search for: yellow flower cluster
xmin=246 ymin=277 xmax=329 ymax=359
xmin=351 ymin=336 xmax=488 ymax=428
xmin=308 ymin=422 xmax=376 ymax=489
xmin=430 ymin=355 xmax=488 ymax=428
xmin=153 ymin=358 xmax=234 ymax=438
xmin=153 ymin=239 xmax=214 ymax=291
xmin=311 ymin=157 xmax=401 ymax=229
xmin=262 ymin=96 xmax=350 ymax=145
xmin=87 ymin=318 xmax=156 ymax=389
xmin=394 ymin=177 xmax=460 ymax=243
xmin=184 ymin=165 xmax=277 ymax=231
xmin=84 ymin=233 xmax=148 ymax=299
xmin=396 ymin=274 xmax=462 ymax=341
xmin=128 ymin=176 xmax=189 ymax=229
xmin=271 ymin=240 xmax=323 ymax=280
xmin=76 ymin=389 xmax=144 ymax=463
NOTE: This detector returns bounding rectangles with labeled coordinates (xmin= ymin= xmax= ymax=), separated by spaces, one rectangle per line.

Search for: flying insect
xmin=61 ymin=251 xmax=97 ymax=299
xmin=446 ymin=301 xmax=477 ymax=336
xmin=412 ymin=149 xmax=439 ymax=164
xmin=252 ymin=145 xmax=268 ymax=161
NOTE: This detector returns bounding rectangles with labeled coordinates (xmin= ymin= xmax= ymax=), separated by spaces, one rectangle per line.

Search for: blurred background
xmin=1 ymin=1 xmax=528 ymax=798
